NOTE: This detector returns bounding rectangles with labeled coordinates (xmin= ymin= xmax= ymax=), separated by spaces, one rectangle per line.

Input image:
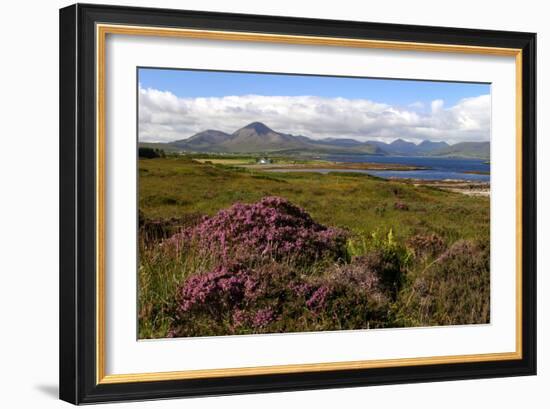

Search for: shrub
xmin=169 ymin=262 xmax=296 ymax=337
xmin=165 ymin=196 xmax=348 ymax=264
xmin=353 ymin=229 xmax=412 ymax=299
xmin=394 ymin=201 xmax=409 ymax=211
xmin=406 ymin=233 xmax=446 ymax=261
xmin=168 ymin=258 xmax=392 ymax=337
xmin=314 ymin=261 xmax=392 ymax=328
xmin=139 ymin=147 xmax=165 ymax=158
xmin=139 ymin=212 xmax=204 ymax=247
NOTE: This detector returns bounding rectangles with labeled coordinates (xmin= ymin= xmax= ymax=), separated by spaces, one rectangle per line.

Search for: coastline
xmin=410 ymin=180 xmax=490 ymax=197
xmin=193 ymin=156 xmax=490 ymax=195
xmin=242 ymin=162 xmax=427 ymax=171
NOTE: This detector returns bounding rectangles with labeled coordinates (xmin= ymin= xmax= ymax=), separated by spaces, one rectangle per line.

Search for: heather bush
xmin=139 ymin=212 xmax=204 ymax=248
xmin=168 ymin=257 xmax=392 ymax=337
xmin=406 ymin=233 xmax=447 ymax=261
xmin=347 ymin=229 xmax=412 ymax=299
xmin=310 ymin=261 xmax=392 ymax=328
xmin=283 ymin=261 xmax=392 ymax=332
xmin=165 ymin=196 xmax=348 ymax=265
xmin=393 ymin=239 xmax=490 ymax=326
xmin=394 ymin=201 xmax=409 ymax=211
xmin=169 ymin=262 xmax=292 ymax=336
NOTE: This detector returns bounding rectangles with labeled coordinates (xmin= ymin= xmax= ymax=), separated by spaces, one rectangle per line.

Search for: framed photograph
xmin=59 ymin=3 xmax=536 ymax=404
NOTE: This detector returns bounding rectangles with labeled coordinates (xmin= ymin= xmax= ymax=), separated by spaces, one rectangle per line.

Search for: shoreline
xmin=410 ymin=180 xmax=490 ymax=197
xmin=194 ymin=157 xmax=490 ymax=194
xmin=242 ymin=162 xmax=427 ymax=171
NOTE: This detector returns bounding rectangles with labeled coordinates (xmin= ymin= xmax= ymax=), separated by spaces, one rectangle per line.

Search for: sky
xmin=138 ymin=68 xmax=491 ymax=144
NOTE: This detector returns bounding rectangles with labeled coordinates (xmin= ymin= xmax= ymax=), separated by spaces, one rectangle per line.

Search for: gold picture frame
xmin=60 ymin=4 xmax=536 ymax=404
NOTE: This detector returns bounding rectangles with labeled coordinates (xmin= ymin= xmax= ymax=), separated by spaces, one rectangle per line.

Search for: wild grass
xmin=138 ymin=157 xmax=490 ymax=338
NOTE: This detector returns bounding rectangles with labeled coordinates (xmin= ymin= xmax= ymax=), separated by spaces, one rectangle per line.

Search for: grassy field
xmin=139 ymin=157 xmax=488 ymax=241
xmin=138 ymin=156 xmax=490 ymax=338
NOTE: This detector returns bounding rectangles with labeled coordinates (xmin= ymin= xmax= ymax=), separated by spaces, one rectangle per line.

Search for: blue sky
xmin=139 ymin=67 xmax=490 ymax=109
xmin=138 ymin=68 xmax=491 ymax=143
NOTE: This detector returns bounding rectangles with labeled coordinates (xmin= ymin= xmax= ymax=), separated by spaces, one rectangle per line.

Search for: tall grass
xmin=138 ymin=158 xmax=490 ymax=338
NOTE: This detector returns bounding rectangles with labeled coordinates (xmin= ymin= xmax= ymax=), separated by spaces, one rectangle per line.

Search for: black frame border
xmin=59 ymin=3 xmax=536 ymax=404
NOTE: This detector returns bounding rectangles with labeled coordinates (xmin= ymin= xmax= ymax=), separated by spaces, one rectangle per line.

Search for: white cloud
xmin=138 ymin=85 xmax=490 ymax=144
xmin=431 ymin=99 xmax=444 ymax=113
xmin=408 ymin=101 xmax=425 ymax=110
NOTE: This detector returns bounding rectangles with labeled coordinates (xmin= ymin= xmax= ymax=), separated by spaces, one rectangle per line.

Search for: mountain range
xmin=145 ymin=122 xmax=490 ymax=159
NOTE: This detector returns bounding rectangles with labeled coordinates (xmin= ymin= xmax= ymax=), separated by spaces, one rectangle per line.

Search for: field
xmin=138 ymin=155 xmax=490 ymax=339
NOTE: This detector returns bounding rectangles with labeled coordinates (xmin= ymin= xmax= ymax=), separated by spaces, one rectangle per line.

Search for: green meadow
xmin=139 ymin=156 xmax=488 ymax=241
xmin=138 ymin=156 xmax=490 ymax=339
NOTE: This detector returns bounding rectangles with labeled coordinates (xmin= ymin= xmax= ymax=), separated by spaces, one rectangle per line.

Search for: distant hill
xmin=366 ymin=139 xmax=451 ymax=156
xmin=416 ymin=140 xmax=450 ymax=154
xmin=386 ymin=139 xmax=418 ymax=156
xmin=431 ymin=141 xmax=490 ymax=159
xmin=364 ymin=138 xmax=488 ymax=158
xmin=222 ymin=122 xmax=308 ymax=152
xmin=169 ymin=122 xmax=382 ymax=154
xmin=142 ymin=122 xmax=489 ymax=159
xmin=314 ymin=138 xmax=364 ymax=148
xmin=172 ymin=130 xmax=232 ymax=152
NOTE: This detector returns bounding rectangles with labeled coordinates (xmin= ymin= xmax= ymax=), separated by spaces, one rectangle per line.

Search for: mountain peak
xmin=239 ymin=122 xmax=273 ymax=135
xmin=419 ymin=140 xmax=449 ymax=147
xmin=390 ymin=138 xmax=415 ymax=146
xmin=177 ymin=129 xmax=231 ymax=144
xmin=166 ymin=124 xmax=488 ymax=158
